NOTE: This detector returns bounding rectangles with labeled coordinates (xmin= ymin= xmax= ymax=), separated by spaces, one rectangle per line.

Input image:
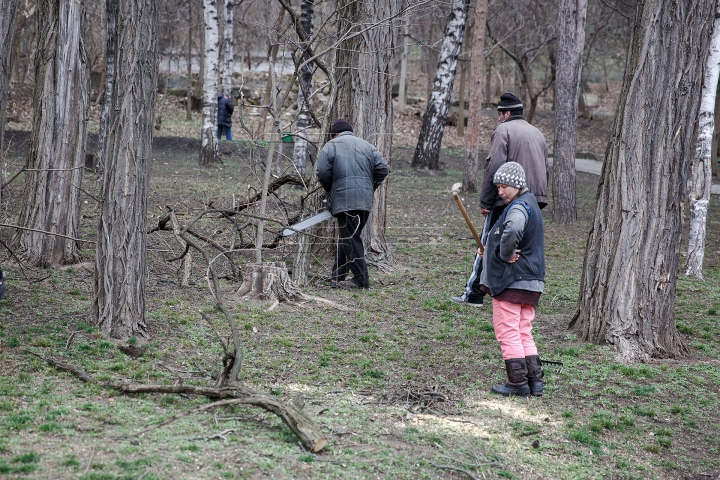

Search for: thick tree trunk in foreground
xmin=411 ymin=0 xmax=469 ymax=170
xmin=96 ymin=0 xmax=117 ymax=174
xmin=685 ymin=0 xmax=720 ymax=279
xmin=330 ymin=0 xmax=401 ymax=268
xmin=221 ymin=0 xmax=233 ymax=96
xmin=461 ymin=0 xmax=487 ymax=192
xmin=92 ymin=0 xmax=158 ymax=340
xmin=569 ymin=0 xmax=715 ymax=362
xmin=199 ymin=0 xmax=219 ymax=166
xmin=14 ymin=0 xmax=88 ymax=267
xmin=0 ymin=0 xmax=19 ymax=204
xmin=552 ymin=0 xmax=588 ymax=224
xmin=292 ymin=0 xmax=314 ymax=178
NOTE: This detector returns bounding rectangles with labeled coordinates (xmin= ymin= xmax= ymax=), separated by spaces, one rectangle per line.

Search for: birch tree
xmin=199 ymin=0 xmax=219 ymax=166
xmin=552 ymin=0 xmax=588 ymax=224
xmin=291 ymin=0 xmax=314 ymax=178
xmin=92 ymin=0 xmax=158 ymax=340
xmin=411 ymin=0 xmax=469 ymax=170
xmin=96 ymin=0 xmax=117 ymax=174
xmin=685 ymin=0 xmax=720 ymax=279
xmin=461 ymin=0 xmax=487 ymax=192
xmin=221 ymin=0 xmax=233 ymax=96
xmin=14 ymin=0 xmax=89 ymax=267
xmin=0 ymin=0 xmax=20 ymax=204
xmin=569 ymin=0 xmax=715 ymax=363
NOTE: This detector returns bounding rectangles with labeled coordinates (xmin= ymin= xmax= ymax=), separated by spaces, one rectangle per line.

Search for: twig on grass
xmin=430 ymin=462 xmax=478 ymax=480
xmin=199 ymin=311 xmax=229 ymax=355
xmin=65 ymin=330 xmax=81 ymax=350
xmin=83 ymin=445 xmax=96 ymax=475
xmin=24 ymin=351 xmax=328 ymax=452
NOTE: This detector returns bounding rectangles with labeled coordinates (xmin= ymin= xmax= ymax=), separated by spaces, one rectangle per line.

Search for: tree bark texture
xmin=292 ymin=0 xmax=314 ymax=178
xmin=92 ymin=0 xmax=158 ymax=340
xmin=96 ymin=0 xmax=117 ymax=174
xmin=186 ymin=1 xmax=193 ymax=121
xmin=14 ymin=0 xmax=89 ymax=267
xmin=330 ymin=0 xmax=401 ymax=267
xmin=199 ymin=0 xmax=219 ymax=166
xmin=552 ymin=0 xmax=588 ymax=224
xmin=398 ymin=19 xmax=409 ymax=113
xmin=569 ymin=0 xmax=715 ymax=362
xmin=685 ymin=0 xmax=720 ymax=279
xmin=0 ymin=0 xmax=19 ymax=204
xmin=411 ymin=0 xmax=469 ymax=170
xmin=461 ymin=0 xmax=487 ymax=192
xmin=221 ymin=0 xmax=233 ymax=96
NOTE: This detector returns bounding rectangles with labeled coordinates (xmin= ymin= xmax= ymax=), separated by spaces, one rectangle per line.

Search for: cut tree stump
xmin=236 ymin=261 xmax=305 ymax=302
xmin=235 ymin=261 xmax=354 ymax=312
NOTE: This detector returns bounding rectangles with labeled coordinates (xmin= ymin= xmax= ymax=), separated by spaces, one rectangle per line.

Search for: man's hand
xmin=481 ymin=208 xmax=491 ymax=216
xmin=507 ymin=249 xmax=521 ymax=264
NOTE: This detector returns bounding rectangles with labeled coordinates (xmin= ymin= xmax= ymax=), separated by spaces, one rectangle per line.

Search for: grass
xmin=0 ymin=125 xmax=719 ymax=478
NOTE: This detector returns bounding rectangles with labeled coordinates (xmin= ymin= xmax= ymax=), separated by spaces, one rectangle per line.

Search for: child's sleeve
xmin=499 ymin=205 xmax=528 ymax=262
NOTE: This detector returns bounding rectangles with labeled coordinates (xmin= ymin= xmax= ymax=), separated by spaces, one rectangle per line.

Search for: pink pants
xmin=492 ymin=298 xmax=538 ymax=360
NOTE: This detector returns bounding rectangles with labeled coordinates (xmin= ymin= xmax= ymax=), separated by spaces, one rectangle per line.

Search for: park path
xmin=549 ymin=157 xmax=720 ymax=195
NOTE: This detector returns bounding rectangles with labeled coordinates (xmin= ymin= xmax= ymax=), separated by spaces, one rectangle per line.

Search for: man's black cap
xmin=330 ymin=118 xmax=353 ymax=134
xmin=497 ymin=93 xmax=523 ymax=111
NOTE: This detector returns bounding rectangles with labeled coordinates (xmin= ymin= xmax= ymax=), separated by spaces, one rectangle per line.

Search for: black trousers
xmin=466 ymin=205 xmax=506 ymax=302
xmin=332 ymin=210 xmax=370 ymax=288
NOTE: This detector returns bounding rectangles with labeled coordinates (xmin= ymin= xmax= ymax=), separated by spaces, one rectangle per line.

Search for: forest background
xmin=1 ymin=0 xmax=720 ymax=478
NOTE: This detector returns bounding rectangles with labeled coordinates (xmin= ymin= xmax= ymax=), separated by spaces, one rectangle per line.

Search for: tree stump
xmin=236 ymin=261 xmax=304 ymax=302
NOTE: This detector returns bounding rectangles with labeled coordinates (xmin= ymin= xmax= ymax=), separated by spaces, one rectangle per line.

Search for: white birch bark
xmin=199 ymin=0 xmax=219 ymax=166
xmin=292 ymin=0 xmax=314 ymax=178
xmin=14 ymin=0 xmax=89 ymax=267
xmin=411 ymin=0 xmax=469 ymax=170
xmin=221 ymin=0 xmax=233 ymax=96
xmin=685 ymin=0 xmax=720 ymax=279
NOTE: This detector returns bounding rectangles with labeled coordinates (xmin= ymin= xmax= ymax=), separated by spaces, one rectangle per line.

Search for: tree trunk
xmin=92 ymin=0 xmax=158 ymax=340
xmin=552 ymin=0 xmax=588 ymax=224
xmin=0 ymin=0 xmax=19 ymax=205
xmin=186 ymin=0 xmax=193 ymax=121
xmin=397 ymin=17 xmax=409 ymax=113
xmin=461 ymin=0 xmax=487 ymax=192
xmin=221 ymin=0 xmax=233 ymax=96
xmin=569 ymin=0 xmax=715 ymax=363
xmin=456 ymin=58 xmax=466 ymax=137
xmin=713 ymin=79 xmax=720 ymax=180
xmin=258 ymin=9 xmax=285 ymax=139
xmin=685 ymin=0 xmax=720 ymax=279
xmin=199 ymin=0 xmax=219 ymax=166
xmin=14 ymin=0 xmax=89 ymax=267
xmin=411 ymin=0 xmax=469 ymax=170
xmin=96 ymin=0 xmax=117 ymax=174
xmin=292 ymin=0 xmax=314 ymax=178
xmin=329 ymin=0 xmax=400 ymax=268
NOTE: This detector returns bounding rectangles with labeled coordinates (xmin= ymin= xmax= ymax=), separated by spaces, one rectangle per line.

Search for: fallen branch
xmin=27 ymin=352 xmax=328 ymax=453
xmin=430 ymin=462 xmax=478 ymax=480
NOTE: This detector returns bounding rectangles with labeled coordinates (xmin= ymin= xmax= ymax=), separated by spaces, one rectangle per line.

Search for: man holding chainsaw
xmin=451 ymin=93 xmax=548 ymax=306
xmin=316 ymin=119 xmax=389 ymax=289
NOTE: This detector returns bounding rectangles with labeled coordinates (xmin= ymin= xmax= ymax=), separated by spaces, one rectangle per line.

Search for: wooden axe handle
xmin=453 ymin=192 xmax=484 ymax=253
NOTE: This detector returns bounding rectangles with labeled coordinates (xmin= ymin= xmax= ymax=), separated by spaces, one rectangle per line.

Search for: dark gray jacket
xmin=316 ymin=131 xmax=389 ymax=215
xmin=217 ymin=95 xmax=234 ymax=126
xmin=480 ymin=115 xmax=549 ymax=209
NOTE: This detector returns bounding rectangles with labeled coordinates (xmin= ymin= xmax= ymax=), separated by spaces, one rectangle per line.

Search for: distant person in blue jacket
xmin=217 ymin=94 xmax=234 ymax=140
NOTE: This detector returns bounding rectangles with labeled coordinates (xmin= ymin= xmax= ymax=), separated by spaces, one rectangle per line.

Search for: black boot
xmin=491 ymin=358 xmax=531 ymax=397
xmin=526 ymin=355 xmax=544 ymax=397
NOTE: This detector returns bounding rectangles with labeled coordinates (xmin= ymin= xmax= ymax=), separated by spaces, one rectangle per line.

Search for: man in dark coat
xmin=451 ymin=93 xmax=549 ymax=306
xmin=0 ymin=267 xmax=6 ymax=300
xmin=217 ymin=94 xmax=234 ymax=140
xmin=316 ymin=119 xmax=389 ymax=289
